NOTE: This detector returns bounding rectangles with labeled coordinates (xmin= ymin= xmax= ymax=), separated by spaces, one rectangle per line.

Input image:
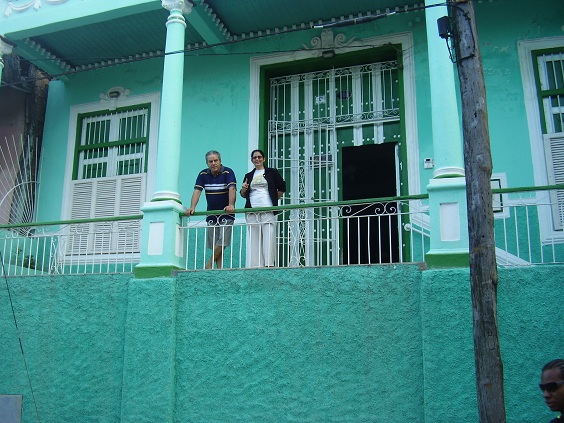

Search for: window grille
xmin=76 ymin=106 xmax=148 ymax=180
xmin=536 ymin=50 xmax=564 ymax=229
xmin=268 ymin=61 xmax=402 ymax=265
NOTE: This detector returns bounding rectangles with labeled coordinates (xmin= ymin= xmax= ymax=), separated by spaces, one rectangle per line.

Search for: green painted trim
xmin=73 ymin=103 xmax=151 ymax=180
xmin=179 ymin=193 xmax=430 ymax=217
xmin=531 ymin=47 xmax=564 ymax=134
xmin=425 ymin=252 xmax=470 ymax=268
xmin=151 ymin=197 xmax=182 ymax=204
xmin=0 ymin=214 xmax=143 ymax=229
xmin=491 ymin=183 xmax=564 ymax=194
xmin=133 ymin=265 xmax=183 ymax=279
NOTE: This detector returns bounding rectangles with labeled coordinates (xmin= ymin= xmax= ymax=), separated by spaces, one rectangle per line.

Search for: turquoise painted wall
xmin=474 ymin=0 xmax=564 ymax=187
xmin=38 ymin=57 xmax=165 ymax=222
xmin=0 ymin=265 xmax=562 ymax=422
xmin=35 ymin=0 xmax=564 ymax=223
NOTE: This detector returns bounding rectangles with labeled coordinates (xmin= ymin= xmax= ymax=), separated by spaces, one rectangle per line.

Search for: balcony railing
xmin=181 ymin=196 xmax=431 ymax=270
xmin=0 ymin=187 xmax=563 ymax=276
xmin=0 ymin=215 xmax=142 ymax=276
xmin=492 ymin=185 xmax=564 ymax=266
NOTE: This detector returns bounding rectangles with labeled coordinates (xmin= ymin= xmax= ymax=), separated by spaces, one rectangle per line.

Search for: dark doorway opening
xmin=341 ymin=143 xmax=399 ymax=264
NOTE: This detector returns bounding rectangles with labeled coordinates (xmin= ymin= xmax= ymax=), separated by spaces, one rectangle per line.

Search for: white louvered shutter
xmin=544 ymin=132 xmax=564 ymax=230
xmin=68 ymin=175 xmax=145 ymax=255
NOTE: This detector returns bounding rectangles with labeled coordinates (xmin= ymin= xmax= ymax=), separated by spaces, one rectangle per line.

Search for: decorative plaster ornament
xmin=100 ymin=86 xmax=130 ymax=110
xmin=161 ymin=0 xmax=193 ymax=14
xmin=303 ymin=29 xmax=356 ymax=52
xmin=4 ymin=0 xmax=68 ymax=17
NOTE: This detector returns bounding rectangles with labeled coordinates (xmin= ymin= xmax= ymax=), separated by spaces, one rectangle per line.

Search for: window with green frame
xmin=67 ymin=104 xmax=151 ymax=254
xmin=534 ymin=48 xmax=564 ymax=229
xmin=74 ymin=104 xmax=149 ymax=180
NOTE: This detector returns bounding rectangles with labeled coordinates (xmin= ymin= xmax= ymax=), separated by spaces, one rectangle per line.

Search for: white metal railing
xmin=181 ymin=198 xmax=430 ymax=270
xmin=493 ymin=186 xmax=564 ymax=266
xmin=1 ymin=187 xmax=563 ymax=276
xmin=0 ymin=217 xmax=141 ymax=276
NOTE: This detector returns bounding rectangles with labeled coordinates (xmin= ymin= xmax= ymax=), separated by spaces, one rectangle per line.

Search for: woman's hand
xmin=240 ymin=178 xmax=250 ymax=197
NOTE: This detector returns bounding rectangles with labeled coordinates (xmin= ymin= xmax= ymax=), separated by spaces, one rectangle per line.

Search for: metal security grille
xmin=536 ymin=51 xmax=564 ymax=229
xmin=77 ymin=107 xmax=148 ymax=180
xmin=268 ymin=61 xmax=401 ymax=266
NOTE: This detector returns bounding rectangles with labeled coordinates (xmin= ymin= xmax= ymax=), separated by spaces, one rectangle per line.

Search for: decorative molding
xmin=303 ymin=29 xmax=355 ymax=51
xmin=200 ymin=0 xmax=231 ymax=38
xmin=99 ymin=86 xmax=131 ymax=110
xmin=161 ymin=0 xmax=193 ymax=15
xmin=23 ymin=38 xmax=72 ymax=71
xmin=4 ymin=0 xmax=69 ymax=17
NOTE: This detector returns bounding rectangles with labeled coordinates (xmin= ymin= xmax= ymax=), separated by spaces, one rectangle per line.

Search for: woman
xmin=240 ymin=149 xmax=286 ymax=267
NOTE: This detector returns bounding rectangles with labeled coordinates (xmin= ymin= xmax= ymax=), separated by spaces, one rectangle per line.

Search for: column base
xmin=134 ymin=264 xmax=184 ymax=279
xmin=425 ymin=250 xmax=469 ymax=268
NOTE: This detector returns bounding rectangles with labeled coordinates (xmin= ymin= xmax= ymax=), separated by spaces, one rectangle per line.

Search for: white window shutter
xmin=116 ymin=175 xmax=145 ymax=252
xmin=68 ymin=175 xmax=145 ymax=255
xmin=544 ymin=132 xmax=564 ymax=230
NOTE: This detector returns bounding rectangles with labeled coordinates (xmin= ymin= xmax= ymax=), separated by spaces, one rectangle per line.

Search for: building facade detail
xmin=4 ymin=0 xmax=69 ymax=17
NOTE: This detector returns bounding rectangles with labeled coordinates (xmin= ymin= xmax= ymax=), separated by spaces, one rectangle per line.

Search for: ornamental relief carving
xmin=4 ymin=0 xmax=69 ymax=17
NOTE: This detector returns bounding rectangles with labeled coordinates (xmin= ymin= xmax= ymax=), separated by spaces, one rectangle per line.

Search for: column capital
xmin=161 ymin=0 xmax=193 ymax=15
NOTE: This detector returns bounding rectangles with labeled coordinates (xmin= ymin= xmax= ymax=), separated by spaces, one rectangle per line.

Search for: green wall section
xmin=0 ymin=265 xmax=562 ymax=422
xmin=174 ymin=266 xmax=424 ymax=422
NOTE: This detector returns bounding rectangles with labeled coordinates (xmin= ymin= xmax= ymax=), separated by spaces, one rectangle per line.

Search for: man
xmin=185 ymin=150 xmax=236 ymax=269
xmin=540 ymin=359 xmax=564 ymax=422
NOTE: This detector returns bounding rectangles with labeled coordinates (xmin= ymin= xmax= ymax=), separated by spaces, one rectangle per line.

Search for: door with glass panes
xmin=268 ymin=61 xmax=402 ymax=266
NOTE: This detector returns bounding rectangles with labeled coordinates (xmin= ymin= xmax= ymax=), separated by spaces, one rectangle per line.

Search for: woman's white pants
xmin=246 ymin=212 xmax=277 ymax=267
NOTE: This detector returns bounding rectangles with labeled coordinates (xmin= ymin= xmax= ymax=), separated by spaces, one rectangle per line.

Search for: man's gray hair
xmin=205 ymin=150 xmax=221 ymax=161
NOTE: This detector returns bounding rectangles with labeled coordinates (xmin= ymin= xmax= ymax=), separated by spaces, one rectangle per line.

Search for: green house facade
xmin=0 ymin=0 xmax=563 ymax=421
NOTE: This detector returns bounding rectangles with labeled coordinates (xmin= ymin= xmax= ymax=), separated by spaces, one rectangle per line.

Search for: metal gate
xmin=268 ymin=61 xmax=401 ymax=266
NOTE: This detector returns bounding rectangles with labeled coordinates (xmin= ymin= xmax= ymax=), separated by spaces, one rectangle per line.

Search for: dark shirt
xmin=241 ymin=167 xmax=286 ymax=214
xmin=194 ymin=165 xmax=236 ymax=223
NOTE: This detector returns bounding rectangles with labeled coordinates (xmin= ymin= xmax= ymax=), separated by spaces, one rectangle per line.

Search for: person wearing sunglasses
xmin=540 ymin=359 xmax=564 ymax=422
xmin=240 ymin=149 xmax=286 ymax=267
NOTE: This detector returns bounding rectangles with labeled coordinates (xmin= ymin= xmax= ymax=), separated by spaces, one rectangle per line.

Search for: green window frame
xmin=533 ymin=48 xmax=564 ymax=230
xmin=73 ymin=104 xmax=150 ymax=180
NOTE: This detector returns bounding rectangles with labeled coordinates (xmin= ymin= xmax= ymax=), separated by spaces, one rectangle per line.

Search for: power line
xmin=1 ymin=251 xmax=42 ymax=423
xmin=1 ymin=2 xmax=444 ymax=89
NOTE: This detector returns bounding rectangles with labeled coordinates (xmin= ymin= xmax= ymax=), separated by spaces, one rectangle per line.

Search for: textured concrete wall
xmin=0 ymin=265 xmax=562 ymax=422
xmin=175 ymin=265 xmax=424 ymax=422
xmin=0 ymin=274 xmax=129 ymax=423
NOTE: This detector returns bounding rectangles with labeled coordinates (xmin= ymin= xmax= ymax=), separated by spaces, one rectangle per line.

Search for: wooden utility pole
xmin=450 ymin=1 xmax=507 ymax=421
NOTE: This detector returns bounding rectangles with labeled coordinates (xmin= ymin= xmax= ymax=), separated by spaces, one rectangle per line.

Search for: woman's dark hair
xmin=250 ymin=149 xmax=265 ymax=159
xmin=542 ymin=359 xmax=564 ymax=378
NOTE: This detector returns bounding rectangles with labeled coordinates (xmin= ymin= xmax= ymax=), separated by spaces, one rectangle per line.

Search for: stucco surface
xmin=0 ymin=265 xmax=562 ymax=422
xmin=175 ymin=265 xmax=424 ymax=422
xmin=0 ymin=274 xmax=129 ymax=423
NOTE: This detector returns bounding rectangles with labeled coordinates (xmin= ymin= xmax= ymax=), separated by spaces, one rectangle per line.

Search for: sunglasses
xmin=539 ymin=381 xmax=564 ymax=393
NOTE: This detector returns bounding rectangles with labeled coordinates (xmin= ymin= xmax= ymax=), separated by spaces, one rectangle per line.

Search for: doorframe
xmin=248 ymin=31 xmax=420 ymax=197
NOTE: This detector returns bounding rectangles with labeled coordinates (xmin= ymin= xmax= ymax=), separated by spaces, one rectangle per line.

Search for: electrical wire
xmin=0 ymin=2 xmax=455 ymax=89
xmin=0 ymin=250 xmax=42 ymax=423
